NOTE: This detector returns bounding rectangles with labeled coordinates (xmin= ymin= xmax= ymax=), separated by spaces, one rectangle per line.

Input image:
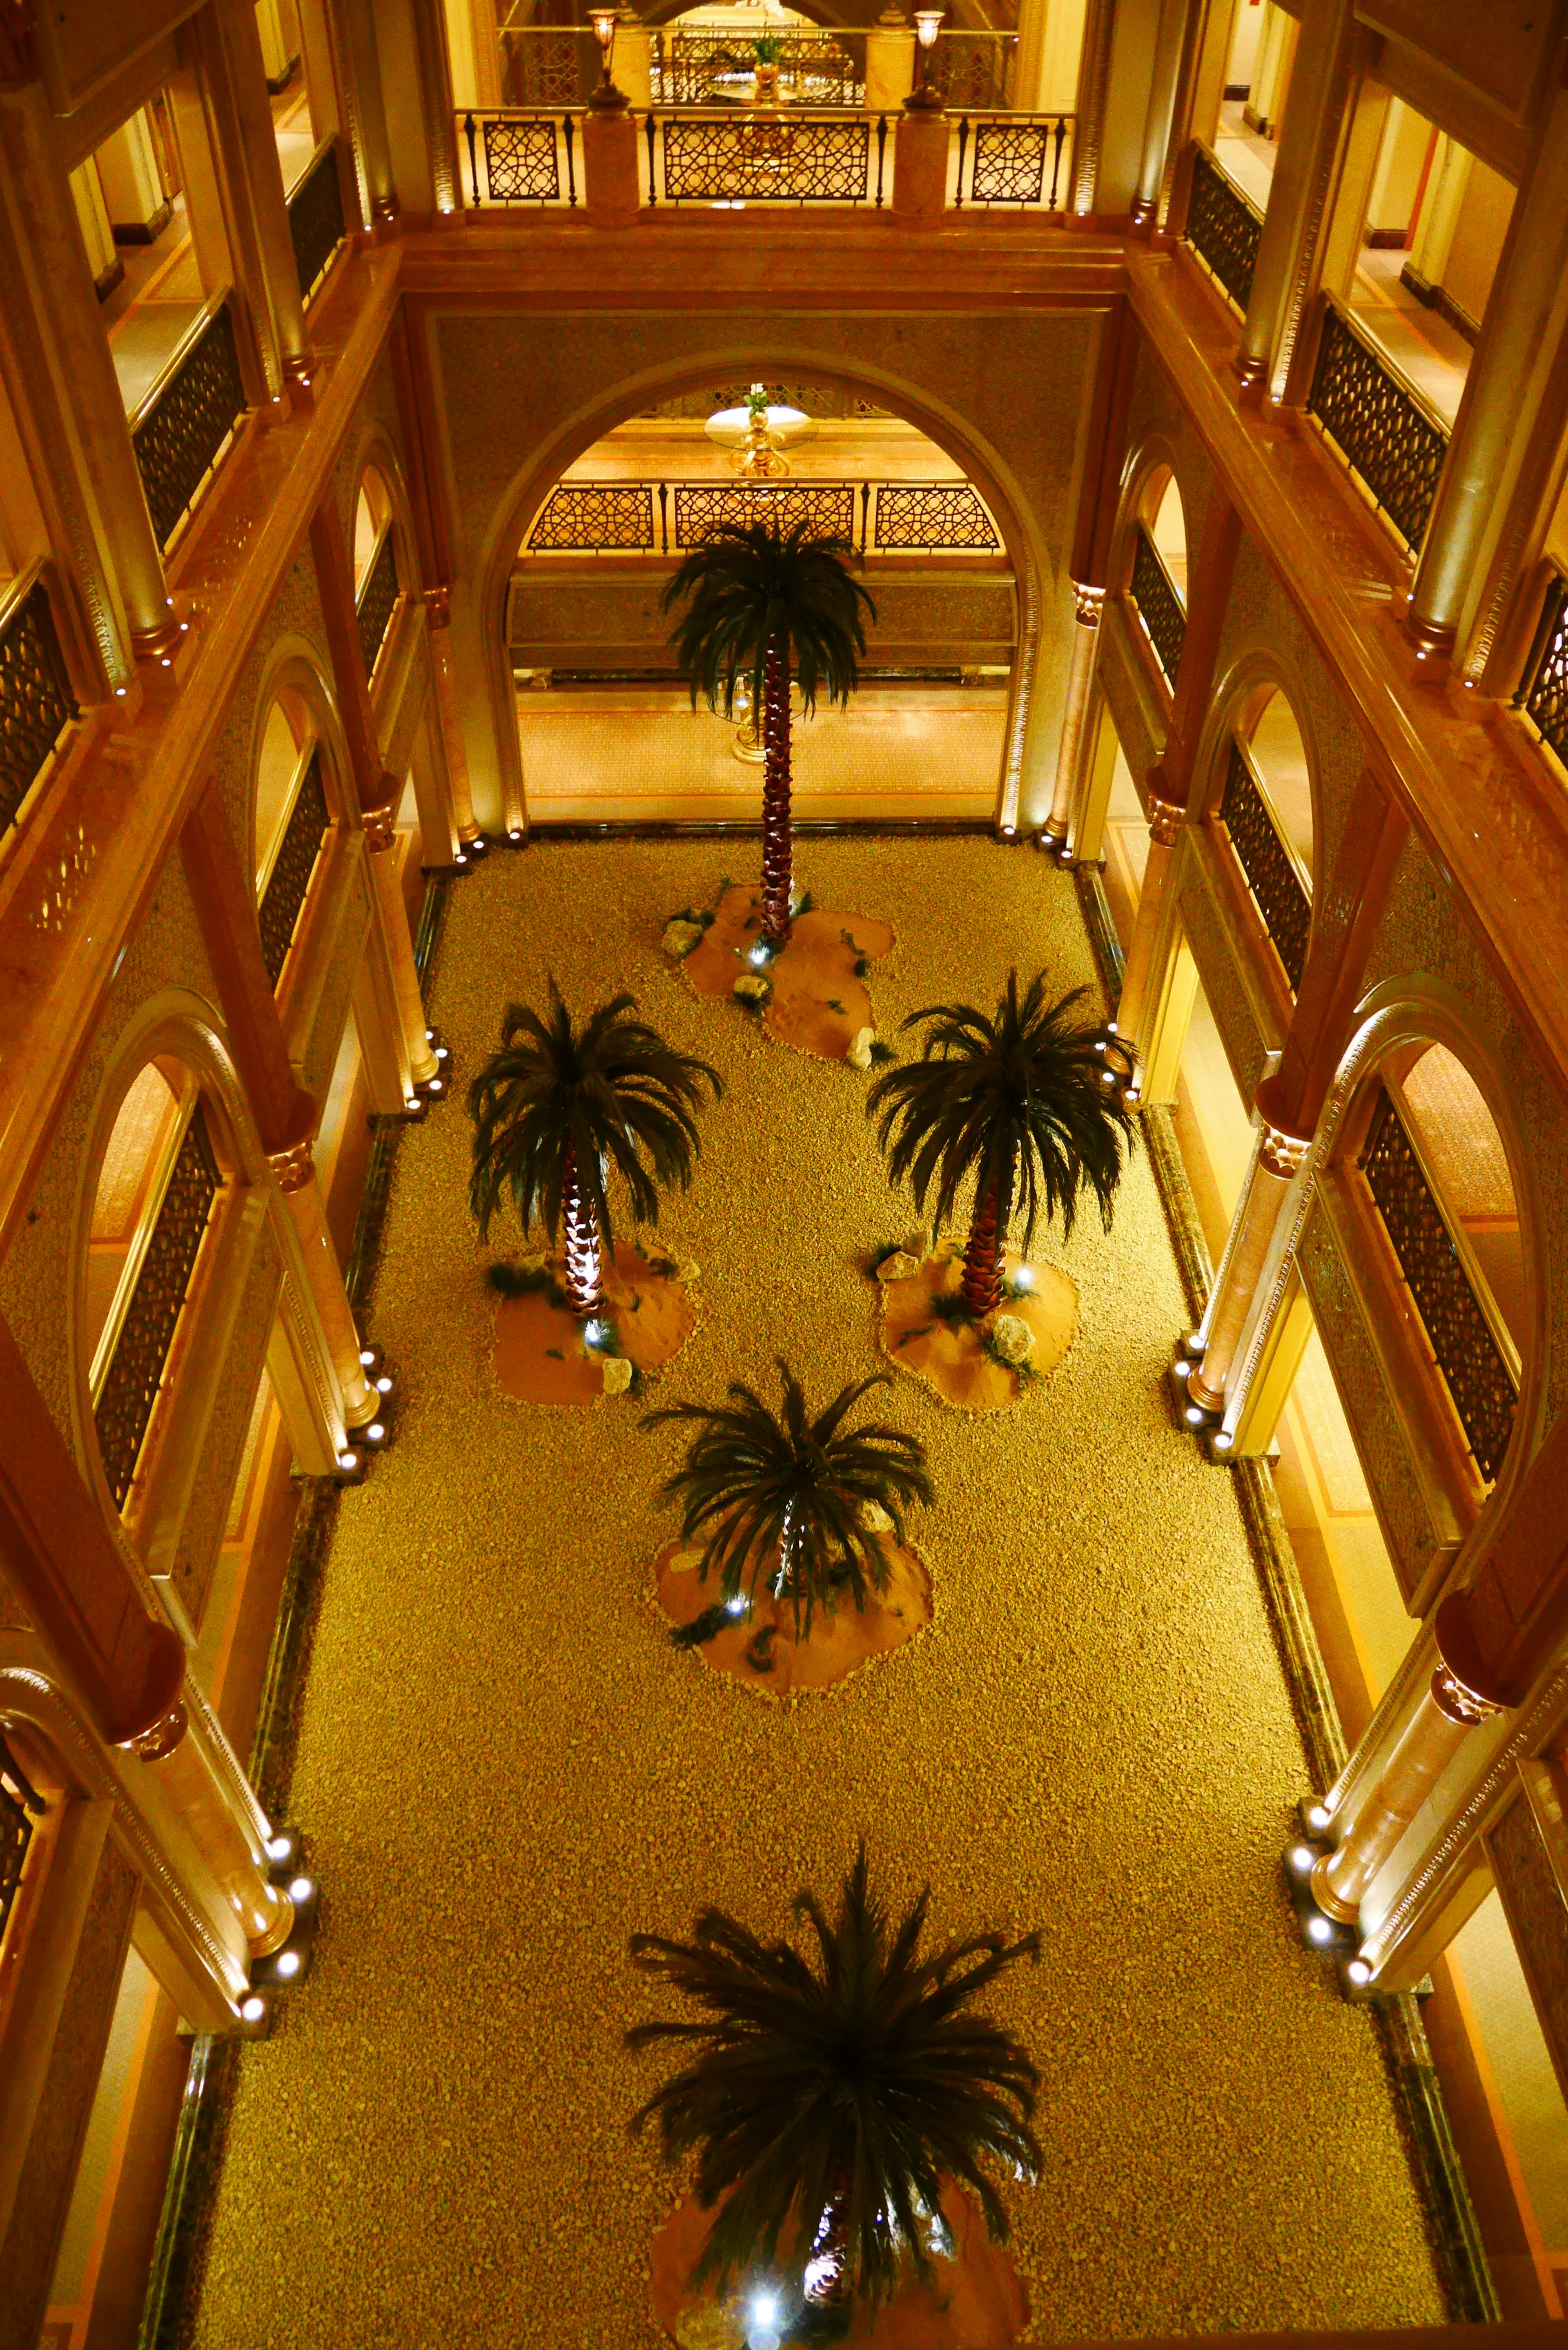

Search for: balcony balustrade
xmin=258 ymin=751 xmax=331 ymax=988
xmin=356 ymin=531 xmax=401 ymax=679
xmin=1360 ymin=1085 xmax=1518 ymax=1485
xmin=1216 ymin=739 xmax=1311 ymax=991
xmin=0 ymin=571 xmax=77 ymax=836
xmin=1183 ymin=145 xmax=1263 ymax=315
xmin=131 ymin=297 xmax=248 ymax=553
xmin=0 ymin=1737 xmax=43 ymax=1954
xmin=523 ymin=476 xmax=1002 ymax=556
xmin=1515 ymin=568 xmax=1568 ymax=774
xmin=1306 ymin=296 xmax=1449 ymax=556
xmin=1128 ymin=523 xmax=1186 ymax=687
xmin=287 ymin=139 xmax=347 ymax=306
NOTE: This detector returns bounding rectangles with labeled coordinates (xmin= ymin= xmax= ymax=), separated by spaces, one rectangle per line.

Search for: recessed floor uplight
xmin=1288 ymin=1845 xmax=1314 ymax=1875
xmin=360 ymin=1349 xmax=376 ymax=1366
xmin=1347 ymin=1958 xmax=1371 ymax=1986
xmin=1306 ymin=1913 xmax=1334 ymax=1946
xmin=266 ymin=1834 xmax=292 ymax=1861
xmin=376 ymin=1375 xmax=393 ymax=1393
xmin=289 ymin=1876 xmax=314 ymax=1903
xmin=241 ymin=1994 xmax=267 ymax=2023
xmin=338 ymin=1450 xmax=358 ymax=1471
xmin=367 ymin=1422 xmax=385 ymax=1441
xmin=1307 ymin=1804 xmax=1331 ymax=1832
xmin=276 ymin=1949 xmax=302 ymax=1978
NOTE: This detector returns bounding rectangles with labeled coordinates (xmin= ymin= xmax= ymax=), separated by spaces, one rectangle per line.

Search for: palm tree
xmin=627 ymin=1847 xmax=1041 ymax=2320
xmin=866 ymin=973 xmax=1135 ymax=1320
xmin=644 ymin=1363 xmax=931 ymax=1641
xmin=663 ymin=519 xmax=875 ymax=945
xmin=468 ymin=987 xmax=721 ymax=1319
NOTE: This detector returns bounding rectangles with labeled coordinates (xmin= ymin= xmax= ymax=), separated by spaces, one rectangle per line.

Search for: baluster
xmin=464 ymin=112 xmax=480 ymax=207
xmin=646 ymin=110 xmax=657 ymax=205
xmin=860 ymin=481 xmax=871 ymax=556
xmin=564 ymin=112 xmax=577 ymax=206
xmin=659 ymin=481 xmax=669 ymax=555
xmin=875 ymin=112 xmax=887 ymax=207
xmin=955 ymin=114 xmax=969 ymax=207
xmin=1049 ymin=115 xmax=1065 ymax=211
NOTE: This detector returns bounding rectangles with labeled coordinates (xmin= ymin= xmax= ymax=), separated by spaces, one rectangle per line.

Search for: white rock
xmin=733 ymin=973 xmax=771 ymax=1006
xmin=875 ymin=1251 xmax=920 ymax=1284
xmin=676 ymin=1259 xmax=701 ymax=1287
xmin=846 ymin=1025 xmax=875 ymax=1071
xmin=662 ymin=918 xmax=704 ymax=959
xmin=600 ymin=1355 xmax=633 ymax=1395
xmin=991 ymin=1313 xmax=1036 ymax=1367
xmin=905 ymin=1225 xmax=930 ymax=1260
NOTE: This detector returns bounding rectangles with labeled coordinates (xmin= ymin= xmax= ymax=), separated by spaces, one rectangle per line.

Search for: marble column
xmin=1130 ymin=0 xmax=1192 ymax=230
xmin=1043 ymin=587 xmax=1105 ymax=846
xmin=1184 ymin=1120 xmax=1308 ymax=1414
xmin=1312 ymin=1662 xmax=1501 ymax=1923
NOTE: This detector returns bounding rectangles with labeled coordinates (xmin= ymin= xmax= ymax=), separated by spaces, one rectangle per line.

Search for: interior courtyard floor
xmin=183 ymin=835 xmax=1449 ymax=2346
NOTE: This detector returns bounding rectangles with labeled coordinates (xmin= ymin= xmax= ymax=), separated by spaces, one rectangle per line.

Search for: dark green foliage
xmin=467 ymin=985 xmax=722 ymax=1248
xmin=671 ymin=1601 xmax=739 ymax=1652
xmin=626 ymin=1847 xmax=1042 ymax=2308
xmin=866 ymin=971 xmax=1136 ymax=1252
xmin=643 ymin=1363 xmax=931 ymax=1639
xmin=486 ymin=1259 xmax=569 ymax=1309
xmin=661 ymin=521 xmax=875 ymax=729
xmin=867 ymin=1040 xmax=895 ymax=1065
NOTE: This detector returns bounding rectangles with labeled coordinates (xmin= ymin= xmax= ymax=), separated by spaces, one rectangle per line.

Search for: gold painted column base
xmin=124 ymin=1692 xmax=296 ymax=1958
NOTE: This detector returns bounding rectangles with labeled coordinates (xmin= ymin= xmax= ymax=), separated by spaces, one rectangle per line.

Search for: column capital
xmin=1072 ymin=582 xmax=1105 ymax=628
xmin=363 ymin=798 xmax=398 ymax=852
xmin=268 ymin=1137 xmax=316 ymax=1195
xmin=1430 ymin=1659 xmax=1504 ymax=1727
xmin=1148 ymin=796 xmax=1184 ymax=848
xmin=1258 ymin=1121 xmax=1311 ymax=1181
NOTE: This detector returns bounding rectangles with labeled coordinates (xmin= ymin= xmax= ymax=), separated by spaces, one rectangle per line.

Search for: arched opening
xmin=85 ymin=1057 xmax=226 ymax=1520
xmin=353 ymin=467 xmax=403 ymax=683
xmin=508 ymin=376 xmax=1017 ymax=825
xmin=1127 ymin=464 xmax=1188 ymax=691
xmin=1213 ymin=681 xmax=1313 ymax=996
xmin=252 ymin=685 xmax=332 ymax=992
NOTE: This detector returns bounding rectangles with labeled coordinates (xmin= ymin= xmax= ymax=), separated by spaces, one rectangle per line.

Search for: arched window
xmin=1128 ymin=468 xmax=1187 ymax=690
xmin=1215 ymin=685 xmax=1313 ymax=993
xmin=87 ymin=1060 xmax=227 ymax=1518
xmin=1353 ymin=1042 xmax=1523 ymax=1497
xmin=352 ymin=468 xmax=402 ymax=682
xmin=253 ymin=690 xmax=332 ymax=992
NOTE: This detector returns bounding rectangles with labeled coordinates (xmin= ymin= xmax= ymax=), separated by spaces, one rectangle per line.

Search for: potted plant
xmin=468 ymin=986 xmax=721 ymax=1319
xmin=628 ymin=1847 xmax=1041 ymax=2334
xmin=751 ymin=31 xmax=781 ymax=97
xmin=663 ymin=520 xmax=874 ymax=949
xmin=866 ymin=972 xmax=1135 ymax=1318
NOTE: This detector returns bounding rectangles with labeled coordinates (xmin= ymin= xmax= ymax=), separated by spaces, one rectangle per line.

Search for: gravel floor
xmin=192 ymin=838 xmax=1446 ymax=2346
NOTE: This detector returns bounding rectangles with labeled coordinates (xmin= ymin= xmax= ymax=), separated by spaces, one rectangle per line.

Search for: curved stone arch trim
xmin=1235 ymin=976 xmax=1550 ymax=1553
xmin=1109 ymin=429 xmax=1198 ymax=600
xmin=65 ymin=993 xmax=287 ymax=1568
xmin=474 ymin=345 xmax=1051 ymax=837
xmin=0 ymin=1653 xmax=247 ymax=2006
xmin=346 ymin=419 xmax=419 ymax=602
xmin=1188 ymin=647 xmax=1325 ymax=983
xmin=245 ymin=636 xmax=363 ymax=890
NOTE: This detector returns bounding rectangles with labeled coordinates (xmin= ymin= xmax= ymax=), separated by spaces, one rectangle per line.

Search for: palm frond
xmin=865 ymin=972 xmax=1137 ymax=1253
xmin=662 ymin=519 xmax=876 ymax=719
xmin=644 ymin=1362 xmax=931 ymax=1640
xmin=467 ymin=983 xmax=722 ymax=1247
xmin=626 ymin=1847 xmax=1041 ymax=2309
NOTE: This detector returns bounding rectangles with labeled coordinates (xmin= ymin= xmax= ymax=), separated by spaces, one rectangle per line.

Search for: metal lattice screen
xmin=1307 ymin=303 xmax=1448 ymax=554
xmin=1129 ymin=525 xmax=1186 ymax=687
xmin=287 ymin=143 xmax=347 ymax=303
xmin=1184 ymin=147 xmax=1262 ymax=314
xmin=258 ymin=751 xmax=331 ymax=987
xmin=357 ymin=532 xmax=401 ymax=678
xmin=94 ymin=1105 xmax=223 ymax=1513
xmin=1217 ymin=740 xmax=1312 ymax=991
xmin=1360 ymin=1087 xmax=1517 ymax=1484
xmin=0 ymin=577 xmax=77 ymax=834
xmin=131 ymin=302 xmax=247 ymax=551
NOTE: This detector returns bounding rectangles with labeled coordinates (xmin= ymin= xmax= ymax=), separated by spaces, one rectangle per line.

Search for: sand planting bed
xmin=190 ymin=837 xmax=1446 ymax=2348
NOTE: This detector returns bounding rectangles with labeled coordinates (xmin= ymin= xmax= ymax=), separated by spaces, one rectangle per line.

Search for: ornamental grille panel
xmin=500 ymin=28 xmax=589 ymax=106
xmin=929 ymin=34 xmax=1014 ymax=109
xmin=671 ymin=482 xmax=857 ymax=548
xmin=1129 ymin=524 xmax=1186 ymax=687
xmin=0 ymin=577 xmax=77 ymax=835
xmin=1519 ymin=574 xmax=1568 ymax=768
xmin=132 ymin=301 xmax=247 ymax=552
xmin=873 ymin=483 xmax=999 ymax=551
xmin=474 ymin=111 xmax=565 ymax=203
xmin=528 ymin=485 xmax=656 ymax=551
xmin=1360 ymin=1087 xmax=1517 ymax=1484
xmin=1184 ymin=147 xmax=1262 ymax=313
xmin=287 ymin=143 xmax=346 ymax=303
xmin=0 ymin=1740 xmax=38 ymax=1954
xmin=1217 ymin=740 xmax=1312 ymax=991
xmin=959 ymin=116 xmax=1070 ymax=209
xmin=258 ymin=751 xmax=330 ymax=987
xmin=94 ymin=1106 xmax=222 ymax=1514
xmin=664 ymin=31 xmax=861 ymax=102
xmin=659 ymin=114 xmax=872 ymax=203
xmin=356 ymin=531 xmax=400 ymax=678
xmin=1307 ymin=303 xmax=1448 ymax=553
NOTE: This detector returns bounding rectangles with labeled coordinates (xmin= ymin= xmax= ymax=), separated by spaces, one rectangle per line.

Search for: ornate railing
xmin=1360 ymin=1086 xmax=1517 ymax=1483
xmin=524 ymin=476 xmax=1001 ymax=555
xmin=1184 ymin=145 xmax=1263 ymax=314
xmin=0 ymin=573 xmax=78 ymax=835
xmin=258 ymin=751 xmax=330 ymax=987
xmin=656 ymin=29 xmax=863 ymax=104
xmin=94 ymin=1105 xmax=222 ymax=1513
xmin=131 ymin=299 xmax=248 ymax=552
xmin=498 ymin=22 xmax=596 ymax=106
xmin=645 ymin=108 xmax=886 ymax=206
xmin=288 ymin=140 xmax=347 ymax=304
xmin=929 ymin=30 xmax=1016 ymax=109
xmin=1515 ymin=569 xmax=1568 ymax=771
xmin=1217 ymin=740 xmax=1312 ymax=990
xmin=954 ymin=114 xmax=1072 ymax=210
xmin=1307 ymin=298 xmax=1449 ymax=554
xmin=0 ymin=1735 xmax=43 ymax=1954
xmin=461 ymin=110 xmax=578 ymax=206
xmin=357 ymin=530 xmax=400 ymax=678
xmin=1129 ymin=524 xmax=1186 ymax=687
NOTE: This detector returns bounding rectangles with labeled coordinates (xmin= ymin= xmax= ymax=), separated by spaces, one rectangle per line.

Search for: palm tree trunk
xmin=561 ymin=1140 xmax=607 ymax=1319
xmin=803 ymin=2179 xmax=853 ymax=2305
xmin=760 ymin=636 xmax=793 ymax=945
xmin=960 ymin=1152 xmax=1014 ymax=1318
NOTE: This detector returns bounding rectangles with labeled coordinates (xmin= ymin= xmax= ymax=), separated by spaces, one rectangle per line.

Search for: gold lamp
xmin=906 ymin=7 xmax=944 ymax=108
xmin=590 ymin=6 xmax=626 ymax=107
